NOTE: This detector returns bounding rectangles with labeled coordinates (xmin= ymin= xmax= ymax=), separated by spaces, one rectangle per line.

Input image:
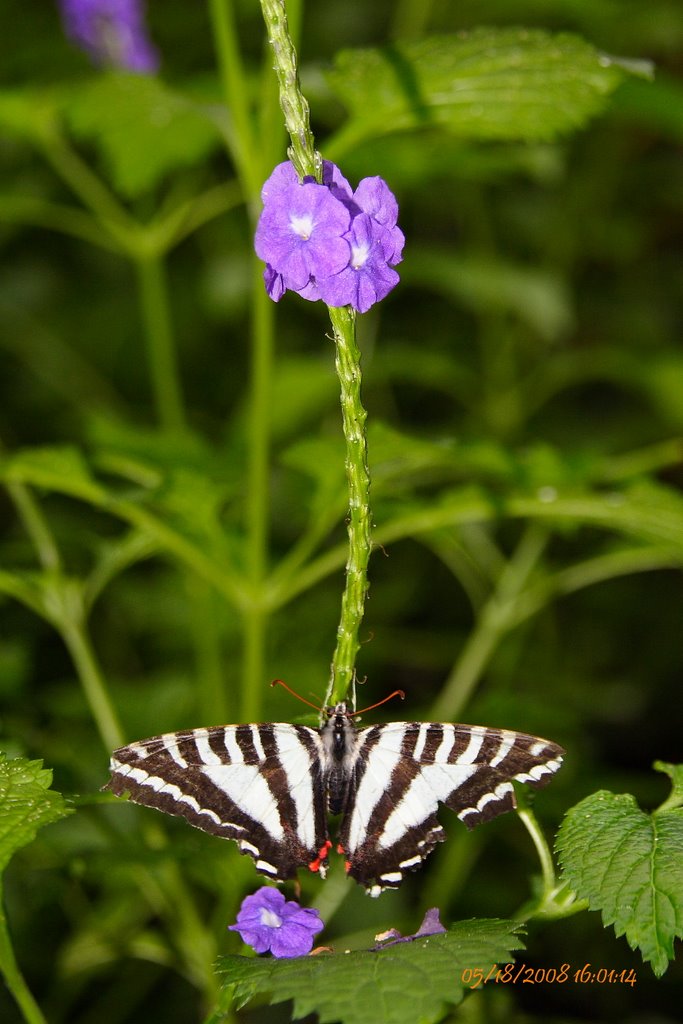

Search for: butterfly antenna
xmin=348 ymin=690 xmax=406 ymax=718
xmin=270 ymin=679 xmax=323 ymax=712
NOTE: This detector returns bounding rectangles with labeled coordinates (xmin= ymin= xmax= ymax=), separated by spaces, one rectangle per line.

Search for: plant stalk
xmin=135 ymin=253 xmax=186 ymax=433
xmin=0 ymin=909 xmax=48 ymax=1024
xmin=326 ymin=307 xmax=371 ymax=706
xmin=258 ymin=0 xmax=320 ymax=181
xmin=240 ymin=286 xmax=274 ymax=721
xmin=59 ymin=615 xmax=125 ymax=752
xmin=257 ymin=1 xmax=373 ymax=708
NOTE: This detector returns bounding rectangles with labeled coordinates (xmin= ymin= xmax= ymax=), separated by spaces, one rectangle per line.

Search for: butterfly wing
xmin=339 ymin=722 xmax=564 ymax=896
xmin=105 ymin=723 xmax=330 ymax=883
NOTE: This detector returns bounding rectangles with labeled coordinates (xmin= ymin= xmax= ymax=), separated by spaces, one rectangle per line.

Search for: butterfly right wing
xmin=339 ymin=721 xmax=564 ymax=896
xmin=105 ymin=723 xmax=330 ymax=883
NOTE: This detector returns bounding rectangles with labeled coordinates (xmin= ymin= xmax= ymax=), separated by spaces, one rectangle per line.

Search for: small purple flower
xmin=59 ymin=0 xmax=159 ymax=73
xmin=229 ymin=886 xmax=324 ymax=959
xmin=353 ymin=177 xmax=405 ymax=265
xmin=255 ymin=179 xmax=351 ymax=294
xmin=318 ymin=214 xmax=400 ymax=314
xmin=254 ymin=160 xmax=403 ymax=313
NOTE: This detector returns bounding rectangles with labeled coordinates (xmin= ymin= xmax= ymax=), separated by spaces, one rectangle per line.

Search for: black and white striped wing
xmin=105 ymin=724 xmax=330 ymax=883
xmin=340 ymin=722 xmax=564 ymax=896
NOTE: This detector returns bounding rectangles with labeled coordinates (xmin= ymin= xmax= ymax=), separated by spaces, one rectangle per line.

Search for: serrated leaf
xmin=217 ymin=919 xmax=524 ymax=1024
xmin=0 ymin=756 xmax=72 ymax=1014
xmin=327 ymin=29 xmax=651 ymax=145
xmin=557 ymin=778 xmax=683 ymax=976
xmin=64 ymin=74 xmax=223 ymax=198
xmin=0 ymin=754 xmax=72 ymax=874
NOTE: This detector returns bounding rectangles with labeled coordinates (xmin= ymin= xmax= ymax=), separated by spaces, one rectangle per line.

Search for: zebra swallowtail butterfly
xmin=105 ymin=695 xmax=564 ymax=897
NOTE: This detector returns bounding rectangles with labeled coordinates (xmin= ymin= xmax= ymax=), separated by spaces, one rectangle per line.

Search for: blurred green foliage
xmin=0 ymin=0 xmax=682 ymax=1022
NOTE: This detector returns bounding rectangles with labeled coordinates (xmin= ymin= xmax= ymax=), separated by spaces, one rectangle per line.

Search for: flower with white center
xmin=229 ymin=886 xmax=324 ymax=958
xmin=255 ymin=178 xmax=351 ymax=295
xmin=254 ymin=160 xmax=404 ymax=313
xmin=318 ymin=214 xmax=400 ymax=314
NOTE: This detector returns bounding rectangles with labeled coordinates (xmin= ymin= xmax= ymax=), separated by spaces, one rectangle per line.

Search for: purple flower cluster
xmin=229 ymin=886 xmax=324 ymax=958
xmin=255 ymin=161 xmax=404 ymax=314
xmin=59 ymin=0 xmax=159 ymax=73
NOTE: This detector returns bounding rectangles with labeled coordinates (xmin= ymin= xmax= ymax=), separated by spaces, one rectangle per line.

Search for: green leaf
xmin=556 ymin=768 xmax=683 ymax=976
xmin=0 ymin=445 xmax=107 ymax=505
xmin=0 ymin=754 xmax=71 ymax=874
xmin=0 ymin=87 xmax=58 ymax=143
xmin=217 ymin=919 xmax=524 ymax=1024
xmin=327 ymin=29 xmax=652 ymax=145
xmin=0 ymin=444 xmax=246 ymax=607
xmin=64 ymin=74 xmax=223 ymax=198
xmin=0 ymin=569 xmax=47 ymax=619
xmin=0 ymin=755 xmax=72 ymax=1024
xmin=654 ymin=762 xmax=683 ymax=813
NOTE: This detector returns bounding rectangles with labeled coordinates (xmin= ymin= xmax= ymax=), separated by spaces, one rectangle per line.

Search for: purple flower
xmin=254 ymin=160 xmax=404 ymax=313
xmin=318 ymin=213 xmax=400 ymax=314
xmin=255 ymin=179 xmax=351 ymax=294
xmin=229 ymin=886 xmax=324 ymax=959
xmin=59 ymin=0 xmax=159 ymax=73
xmin=353 ymin=177 xmax=405 ymax=264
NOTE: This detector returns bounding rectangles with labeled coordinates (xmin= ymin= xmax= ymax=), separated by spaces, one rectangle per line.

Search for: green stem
xmin=38 ymin=131 xmax=133 ymax=238
xmin=240 ymin=270 xmax=276 ymax=721
xmin=0 ymin=436 xmax=60 ymax=572
xmin=432 ymin=525 xmax=547 ymax=720
xmin=255 ymin=0 xmax=374 ymax=712
xmin=186 ymin=576 xmax=229 ymax=724
xmin=210 ymin=0 xmax=284 ymax=719
xmin=257 ymin=1 xmax=373 ymax=708
xmin=245 ymin=0 xmax=322 ymax=714
xmin=157 ymin=860 xmax=219 ymax=999
xmin=208 ymin=0 xmax=261 ymax=204
xmin=391 ymin=0 xmax=435 ymax=40
xmin=516 ymin=806 xmax=556 ymax=905
xmin=258 ymin=0 xmax=320 ymax=181
xmin=135 ymin=254 xmax=186 ymax=433
xmin=2 ymin=439 xmax=123 ymax=751
xmin=6 ymin=485 xmax=61 ymax=573
xmin=0 ymin=908 xmax=48 ymax=1024
xmin=514 ymin=804 xmax=587 ymax=921
xmin=326 ymin=306 xmax=371 ymax=706
xmin=58 ymin=615 xmax=125 ymax=752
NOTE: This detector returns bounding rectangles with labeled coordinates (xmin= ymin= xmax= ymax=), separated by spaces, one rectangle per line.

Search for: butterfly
xmin=105 ymin=688 xmax=563 ymax=896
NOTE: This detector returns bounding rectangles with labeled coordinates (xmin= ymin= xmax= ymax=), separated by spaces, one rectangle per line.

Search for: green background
xmin=1 ymin=0 xmax=682 ymax=1021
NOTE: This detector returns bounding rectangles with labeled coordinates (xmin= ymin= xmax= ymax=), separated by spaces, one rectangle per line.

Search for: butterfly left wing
xmin=339 ymin=721 xmax=564 ymax=896
xmin=105 ymin=723 xmax=330 ymax=883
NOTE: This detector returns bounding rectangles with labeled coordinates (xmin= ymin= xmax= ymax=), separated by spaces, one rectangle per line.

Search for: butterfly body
xmin=105 ymin=705 xmax=563 ymax=896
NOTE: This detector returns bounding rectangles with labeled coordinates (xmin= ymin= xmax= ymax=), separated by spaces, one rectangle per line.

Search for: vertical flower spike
xmin=254 ymin=160 xmax=404 ymax=313
xmin=59 ymin=0 xmax=159 ymax=73
xmin=229 ymin=887 xmax=324 ymax=958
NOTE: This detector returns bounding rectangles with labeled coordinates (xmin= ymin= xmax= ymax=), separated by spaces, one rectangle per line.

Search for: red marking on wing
xmin=308 ymin=840 xmax=332 ymax=874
